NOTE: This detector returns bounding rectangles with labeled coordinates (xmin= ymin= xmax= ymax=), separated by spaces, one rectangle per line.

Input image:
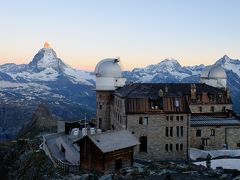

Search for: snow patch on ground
xmin=194 ymin=159 xmax=240 ymax=170
xmin=10 ymin=68 xmax=59 ymax=81
xmin=190 ymin=148 xmax=240 ymax=161
xmin=0 ymin=81 xmax=50 ymax=90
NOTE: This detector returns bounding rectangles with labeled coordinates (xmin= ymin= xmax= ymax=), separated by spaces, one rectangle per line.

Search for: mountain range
xmin=1 ymin=44 xmax=240 ymax=141
xmin=0 ymin=44 xmax=96 ymax=140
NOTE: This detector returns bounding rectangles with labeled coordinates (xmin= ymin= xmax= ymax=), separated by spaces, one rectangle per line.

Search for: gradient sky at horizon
xmin=0 ymin=0 xmax=239 ymax=71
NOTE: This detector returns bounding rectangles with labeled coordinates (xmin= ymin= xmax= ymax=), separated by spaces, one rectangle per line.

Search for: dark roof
xmin=115 ymin=83 xmax=226 ymax=99
xmin=191 ymin=115 xmax=240 ymax=126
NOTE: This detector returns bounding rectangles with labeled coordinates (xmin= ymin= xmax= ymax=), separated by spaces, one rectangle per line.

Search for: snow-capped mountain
xmin=123 ymin=55 xmax=240 ymax=115
xmin=0 ymin=43 xmax=96 ymax=141
xmin=123 ymin=58 xmax=205 ymax=83
xmin=0 ymin=45 xmax=95 ymax=84
xmin=215 ymin=55 xmax=240 ymax=75
xmin=1 ymin=45 xmax=240 ymax=141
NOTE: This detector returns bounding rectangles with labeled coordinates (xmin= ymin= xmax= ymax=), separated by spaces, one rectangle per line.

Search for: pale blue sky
xmin=0 ymin=0 xmax=239 ymax=70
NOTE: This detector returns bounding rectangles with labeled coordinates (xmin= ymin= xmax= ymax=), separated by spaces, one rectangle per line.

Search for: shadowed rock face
xmin=0 ymin=105 xmax=35 ymax=141
xmin=18 ymin=104 xmax=57 ymax=139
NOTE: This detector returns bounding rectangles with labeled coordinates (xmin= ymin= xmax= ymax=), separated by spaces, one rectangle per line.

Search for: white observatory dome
xmin=200 ymin=65 xmax=227 ymax=89
xmin=95 ymin=58 xmax=126 ymax=91
xmin=201 ymin=65 xmax=226 ymax=79
xmin=95 ymin=58 xmax=122 ymax=78
xmin=208 ymin=66 xmax=227 ymax=79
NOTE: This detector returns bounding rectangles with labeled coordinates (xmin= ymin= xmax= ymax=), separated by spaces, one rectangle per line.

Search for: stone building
xmin=190 ymin=115 xmax=240 ymax=150
xmin=112 ymin=83 xmax=191 ymax=161
xmin=94 ymin=58 xmax=240 ymax=161
xmin=189 ymin=65 xmax=240 ymax=150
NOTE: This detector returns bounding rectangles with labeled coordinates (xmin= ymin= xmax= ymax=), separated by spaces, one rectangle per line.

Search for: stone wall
xmin=189 ymin=104 xmax=232 ymax=113
xmin=96 ymin=91 xmax=113 ymax=131
xmin=111 ymin=96 xmax=126 ymax=130
xmin=126 ymin=113 xmax=189 ymax=161
xmin=190 ymin=125 xmax=240 ymax=150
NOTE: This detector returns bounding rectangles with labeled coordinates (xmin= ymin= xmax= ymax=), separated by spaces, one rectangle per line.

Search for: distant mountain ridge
xmin=0 ymin=43 xmax=96 ymax=141
xmin=1 ymin=43 xmax=240 ymax=141
xmin=123 ymin=55 xmax=240 ymax=114
xmin=0 ymin=47 xmax=95 ymax=84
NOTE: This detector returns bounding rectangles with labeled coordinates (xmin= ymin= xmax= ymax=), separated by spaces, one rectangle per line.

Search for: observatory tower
xmin=200 ymin=65 xmax=227 ymax=89
xmin=94 ymin=58 xmax=126 ymax=131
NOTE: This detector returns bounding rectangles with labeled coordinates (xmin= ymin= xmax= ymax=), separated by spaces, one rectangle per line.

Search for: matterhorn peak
xmin=44 ymin=42 xmax=51 ymax=49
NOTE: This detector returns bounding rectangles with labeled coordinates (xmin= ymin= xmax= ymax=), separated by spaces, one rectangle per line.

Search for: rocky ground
xmin=1 ymin=138 xmax=240 ymax=179
xmin=69 ymin=161 xmax=240 ymax=180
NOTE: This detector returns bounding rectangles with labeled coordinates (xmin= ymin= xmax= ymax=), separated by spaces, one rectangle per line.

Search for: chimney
xmin=191 ymin=84 xmax=196 ymax=100
xmin=159 ymin=89 xmax=164 ymax=97
xmin=165 ymin=86 xmax=168 ymax=93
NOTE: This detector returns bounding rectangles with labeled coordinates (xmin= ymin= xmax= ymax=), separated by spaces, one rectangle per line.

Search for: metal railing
xmin=42 ymin=134 xmax=79 ymax=172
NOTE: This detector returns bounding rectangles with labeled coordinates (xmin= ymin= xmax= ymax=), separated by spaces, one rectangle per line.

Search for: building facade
xmin=94 ymin=59 xmax=240 ymax=161
xmin=111 ymin=83 xmax=191 ymax=161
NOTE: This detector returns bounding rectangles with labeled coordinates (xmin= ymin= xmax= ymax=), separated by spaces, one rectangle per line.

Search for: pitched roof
xmin=115 ymin=83 xmax=227 ymax=99
xmin=87 ymin=130 xmax=139 ymax=153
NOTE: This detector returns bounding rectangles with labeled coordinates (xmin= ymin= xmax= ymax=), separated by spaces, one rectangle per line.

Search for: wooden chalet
xmin=74 ymin=130 xmax=139 ymax=174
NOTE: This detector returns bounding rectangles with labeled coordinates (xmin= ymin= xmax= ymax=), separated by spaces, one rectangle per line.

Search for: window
xmin=139 ymin=117 xmax=143 ymax=124
xmin=196 ymin=129 xmax=201 ymax=137
xmin=170 ymin=116 xmax=173 ymax=121
xmin=166 ymin=127 xmax=169 ymax=137
xmin=180 ymin=116 xmax=184 ymax=121
xmin=170 ymin=127 xmax=173 ymax=137
xmin=143 ymin=117 xmax=148 ymax=125
xmin=180 ymin=144 xmax=183 ymax=151
xmin=170 ymin=144 xmax=173 ymax=151
xmin=176 ymin=116 xmax=179 ymax=121
xmin=166 ymin=116 xmax=169 ymax=121
xmin=218 ymin=94 xmax=222 ymax=103
xmin=139 ymin=117 xmax=148 ymax=125
xmin=199 ymin=106 xmax=202 ymax=112
xmin=99 ymin=118 xmax=102 ymax=129
xmin=210 ymin=129 xmax=215 ymax=136
xmin=99 ymin=104 xmax=102 ymax=109
xmin=209 ymin=95 xmax=214 ymax=102
xmin=222 ymin=106 xmax=226 ymax=112
xmin=211 ymin=106 xmax=214 ymax=112
xmin=176 ymin=144 xmax=179 ymax=151
xmin=139 ymin=136 xmax=147 ymax=152
xmin=237 ymin=143 xmax=240 ymax=149
xmin=165 ymin=144 xmax=168 ymax=152
xmin=115 ymin=158 xmax=122 ymax=170
xmin=197 ymin=94 xmax=202 ymax=101
xmin=180 ymin=126 xmax=183 ymax=136
xmin=176 ymin=126 xmax=179 ymax=137
xmin=202 ymin=138 xmax=208 ymax=146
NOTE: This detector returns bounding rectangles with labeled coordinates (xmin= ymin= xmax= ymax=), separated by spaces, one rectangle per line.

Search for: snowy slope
xmin=123 ymin=58 xmax=205 ymax=83
xmin=215 ymin=55 xmax=240 ymax=78
xmin=0 ymin=46 xmax=95 ymax=85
